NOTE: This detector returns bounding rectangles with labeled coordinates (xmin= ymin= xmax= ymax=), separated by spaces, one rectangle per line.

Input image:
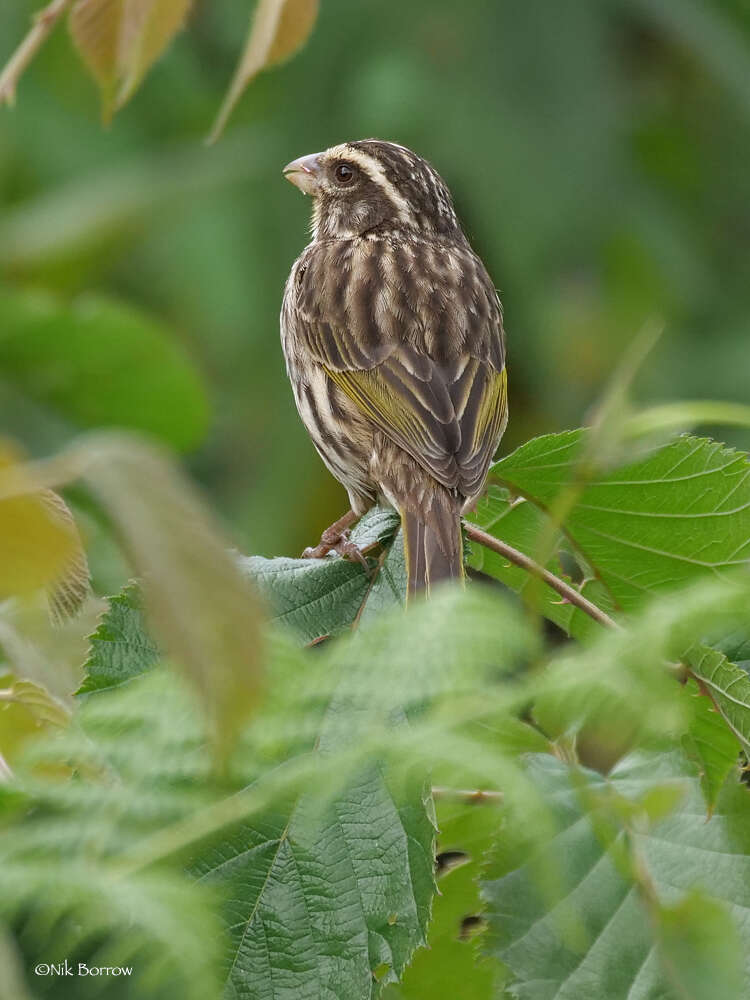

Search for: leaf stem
xmin=463 ymin=520 xmax=621 ymax=632
xmin=0 ymin=0 xmax=74 ymax=107
xmin=431 ymin=785 xmax=503 ymax=804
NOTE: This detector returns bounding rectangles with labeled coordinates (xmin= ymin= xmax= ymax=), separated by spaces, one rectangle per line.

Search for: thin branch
xmin=0 ymin=0 xmax=74 ymax=107
xmin=463 ymin=520 xmax=622 ymax=632
xmin=431 ymin=785 xmax=503 ymax=804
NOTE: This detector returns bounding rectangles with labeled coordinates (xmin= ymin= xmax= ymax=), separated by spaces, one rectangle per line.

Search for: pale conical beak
xmin=283 ymin=152 xmax=322 ymax=195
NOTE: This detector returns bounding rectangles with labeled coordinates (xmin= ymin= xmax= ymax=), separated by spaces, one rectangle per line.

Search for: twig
xmin=431 ymin=785 xmax=503 ymax=804
xmin=0 ymin=0 xmax=74 ymax=107
xmin=463 ymin=520 xmax=621 ymax=632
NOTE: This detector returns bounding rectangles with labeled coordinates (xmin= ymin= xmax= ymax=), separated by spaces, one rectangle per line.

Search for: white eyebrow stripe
xmin=341 ymin=147 xmax=414 ymax=222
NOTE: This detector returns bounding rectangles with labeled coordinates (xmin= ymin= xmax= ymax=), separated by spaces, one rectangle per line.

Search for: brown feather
xmin=281 ymin=140 xmax=508 ymax=594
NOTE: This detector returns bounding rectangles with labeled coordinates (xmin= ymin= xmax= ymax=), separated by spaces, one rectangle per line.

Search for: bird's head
xmin=283 ymin=139 xmax=462 ymax=241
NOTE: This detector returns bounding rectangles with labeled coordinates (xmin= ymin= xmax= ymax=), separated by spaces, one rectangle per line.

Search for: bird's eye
xmin=333 ymin=162 xmax=357 ymax=185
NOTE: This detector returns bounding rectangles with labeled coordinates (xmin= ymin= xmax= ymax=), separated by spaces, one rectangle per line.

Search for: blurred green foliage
xmin=2 ymin=0 xmax=750 ymax=581
xmin=2 ymin=6 xmax=750 ymax=996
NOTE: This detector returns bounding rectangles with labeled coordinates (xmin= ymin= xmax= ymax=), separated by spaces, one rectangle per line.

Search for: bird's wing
xmin=292 ymin=239 xmax=507 ymax=496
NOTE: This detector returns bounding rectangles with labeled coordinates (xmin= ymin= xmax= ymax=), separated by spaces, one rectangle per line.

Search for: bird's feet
xmin=302 ymin=530 xmax=369 ymax=569
xmin=302 ymin=510 xmax=368 ymax=569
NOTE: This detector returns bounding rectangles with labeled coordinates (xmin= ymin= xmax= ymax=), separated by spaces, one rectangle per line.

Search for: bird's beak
xmin=283 ymin=152 xmax=322 ymax=195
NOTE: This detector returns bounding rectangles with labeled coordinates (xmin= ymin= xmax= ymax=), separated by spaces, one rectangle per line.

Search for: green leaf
xmin=1 ymin=671 xmax=226 ymax=1000
xmin=711 ymin=628 xmax=750 ymax=668
xmin=0 ymin=289 xmax=209 ymax=451
xmin=468 ymin=489 xmax=616 ymax=642
xmin=382 ymin=796 xmax=506 ymax=1000
xmin=240 ymin=505 xmax=404 ymax=644
xmin=192 ymin=765 xmax=435 ymax=998
xmin=80 ymin=435 xmax=265 ymax=755
xmin=3 ymin=865 xmax=224 ymax=1000
xmin=8 ymin=579 xmax=539 ymax=1000
xmin=191 ymin=588 xmax=536 ymax=999
xmin=657 ymin=891 xmax=744 ymax=1000
xmin=623 ymin=400 xmax=750 ymax=439
xmin=242 ymin=554 xmax=371 ymax=644
xmin=355 ymin=527 xmax=407 ymax=628
xmin=78 ymin=508 xmax=403 ymax=696
xmin=77 ymin=582 xmax=160 ymax=695
xmin=482 ymin=752 xmax=750 ymax=999
xmin=348 ymin=505 xmax=401 ymax=550
xmin=321 ymin=588 xmax=538 ymax=736
xmin=682 ymin=677 xmax=741 ymax=813
xmin=484 ymin=431 xmax=750 ymax=614
xmin=686 ymin=643 xmax=750 ymax=755
xmin=527 ymin=574 xmax=750 ymax=772
xmin=77 ymin=555 xmax=378 ymax=694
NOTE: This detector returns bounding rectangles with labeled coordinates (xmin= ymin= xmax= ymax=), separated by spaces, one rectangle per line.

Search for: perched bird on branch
xmin=281 ymin=140 xmax=507 ymax=598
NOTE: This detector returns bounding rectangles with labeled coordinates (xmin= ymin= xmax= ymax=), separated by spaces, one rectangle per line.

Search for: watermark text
xmin=34 ymin=961 xmax=133 ymax=977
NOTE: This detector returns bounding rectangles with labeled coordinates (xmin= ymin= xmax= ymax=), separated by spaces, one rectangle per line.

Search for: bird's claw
xmin=302 ymin=528 xmax=369 ymax=569
xmin=335 ymin=536 xmax=370 ymax=570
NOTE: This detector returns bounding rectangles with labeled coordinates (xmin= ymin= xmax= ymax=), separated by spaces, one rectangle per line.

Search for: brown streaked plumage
xmin=281 ymin=139 xmax=508 ymax=598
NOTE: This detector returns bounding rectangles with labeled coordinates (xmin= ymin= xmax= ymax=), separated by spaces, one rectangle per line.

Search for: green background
xmin=2 ymin=0 xmax=749 ymax=582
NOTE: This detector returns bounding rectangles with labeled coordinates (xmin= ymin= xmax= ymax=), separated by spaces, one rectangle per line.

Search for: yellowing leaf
xmin=0 ymin=677 xmax=70 ymax=729
xmin=69 ymin=0 xmax=123 ymax=118
xmin=39 ymin=490 xmax=91 ymax=623
xmin=0 ymin=674 xmax=70 ymax=765
xmin=115 ymin=0 xmax=193 ymax=106
xmin=0 ymin=434 xmax=263 ymax=753
xmin=69 ymin=0 xmax=193 ymax=120
xmin=0 ymin=444 xmax=79 ymax=602
xmin=266 ymin=0 xmax=319 ymax=65
xmin=209 ymin=0 xmax=319 ymax=143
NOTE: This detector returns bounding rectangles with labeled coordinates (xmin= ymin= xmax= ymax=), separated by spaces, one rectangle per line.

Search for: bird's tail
xmin=401 ymin=489 xmax=464 ymax=600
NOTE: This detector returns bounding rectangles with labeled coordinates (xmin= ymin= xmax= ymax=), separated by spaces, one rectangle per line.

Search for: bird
xmin=281 ymin=139 xmax=507 ymax=599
